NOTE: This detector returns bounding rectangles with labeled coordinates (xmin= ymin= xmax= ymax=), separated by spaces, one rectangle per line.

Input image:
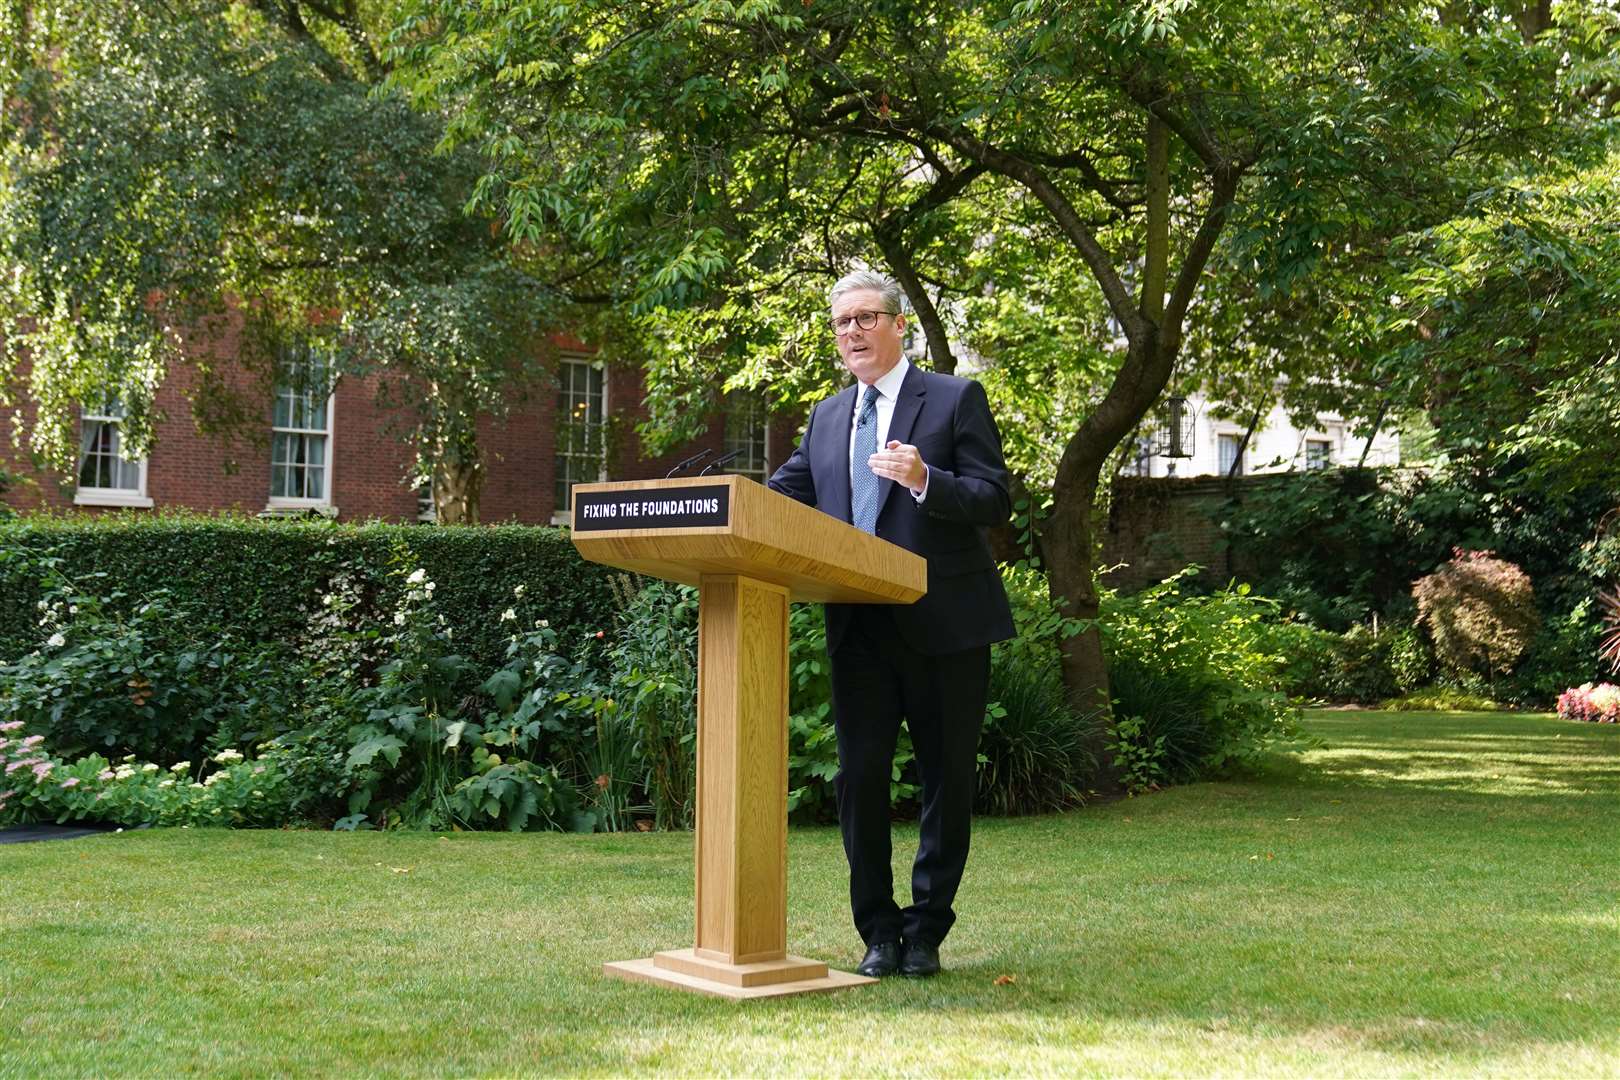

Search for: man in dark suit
xmin=768 ymin=270 xmax=1015 ymax=979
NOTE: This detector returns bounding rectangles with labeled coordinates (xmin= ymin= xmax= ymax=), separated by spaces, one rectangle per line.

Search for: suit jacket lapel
xmin=817 ymin=383 xmax=857 ymax=524
xmin=877 ymin=364 xmax=927 ymax=521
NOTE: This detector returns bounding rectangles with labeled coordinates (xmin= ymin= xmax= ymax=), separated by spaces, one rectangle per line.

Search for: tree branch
xmin=1162 ymin=164 xmax=1241 ymax=338
xmin=924 ymin=125 xmax=1145 ymax=341
xmin=246 ymin=0 xmax=356 ymax=83
xmin=874 ymin=229 xmax=957 ymax=375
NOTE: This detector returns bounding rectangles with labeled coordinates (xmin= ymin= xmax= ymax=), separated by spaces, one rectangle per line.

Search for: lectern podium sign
xmin=571 ymin=484 xmax=729 ymax=531
xmin=570 ymin=475 xmax=926 ymax=999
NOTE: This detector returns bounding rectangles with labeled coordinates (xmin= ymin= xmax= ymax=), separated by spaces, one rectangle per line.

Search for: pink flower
xmin=4 ymin=759 xmax=33 ymax=774
xmin=31 ymin=762 xmax=52 ymax=780
xmin=98 ymin=769 xmax=115 ymax=781
xmin=61 ymin=777 xmax=80 ymax=789
xmin=21 ymin=735 xmax=43 ymax=748
xmin=0 ymin=720 xmax=23 ymax=732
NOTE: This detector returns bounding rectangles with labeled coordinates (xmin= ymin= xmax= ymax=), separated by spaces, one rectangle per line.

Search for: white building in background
xmin=894 ymin=313 xmax=1398 ymax=479
xmin=1128 ymin=392 xmax=1401 ymax=478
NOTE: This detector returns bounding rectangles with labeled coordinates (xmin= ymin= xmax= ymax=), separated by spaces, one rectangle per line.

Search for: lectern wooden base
xmin=604 ymin=950 xmax=874 ymax=1000
xmin=572 ymin=477 xmax=926 ymax=1004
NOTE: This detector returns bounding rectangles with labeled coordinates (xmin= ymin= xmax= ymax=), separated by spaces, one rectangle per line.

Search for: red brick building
xmin=2 ymin=325 xmax=796 ymax=525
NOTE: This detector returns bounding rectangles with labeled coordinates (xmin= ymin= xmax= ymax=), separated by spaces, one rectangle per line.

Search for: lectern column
xmin=603 ymin=571 xmax=870 ymax=995
xmin=693 ymin=573 xmax=789 ymax=962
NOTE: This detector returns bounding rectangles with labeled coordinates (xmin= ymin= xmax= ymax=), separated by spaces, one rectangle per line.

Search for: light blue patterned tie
xmin=851 ymin=384 xmax=881 ymax=534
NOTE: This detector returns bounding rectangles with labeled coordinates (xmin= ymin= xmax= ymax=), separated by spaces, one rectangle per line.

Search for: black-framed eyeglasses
xmin=829 ymin=310 xmax=899 ymax=335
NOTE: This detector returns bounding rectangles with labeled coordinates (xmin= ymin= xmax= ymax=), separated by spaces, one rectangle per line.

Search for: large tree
xmin=0 ymin=0 xmax=583 ymax=521
xmin=391 ymin=0 xmax=1575 ymax=714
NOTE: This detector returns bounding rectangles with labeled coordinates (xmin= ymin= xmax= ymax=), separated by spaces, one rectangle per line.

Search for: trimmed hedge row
xmin=0 ymin=513 xmax=616 ymax=669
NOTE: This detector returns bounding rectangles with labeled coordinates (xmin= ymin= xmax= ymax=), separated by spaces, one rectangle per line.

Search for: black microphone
xmin=664 ymin=447 xmax=714 ymax=479
xmin=699 ymin=450 xmax=742 ymax=475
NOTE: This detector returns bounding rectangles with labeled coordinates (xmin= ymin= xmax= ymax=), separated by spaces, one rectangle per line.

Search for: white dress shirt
xmin=850 ymin=357 xmax=928 ymax=502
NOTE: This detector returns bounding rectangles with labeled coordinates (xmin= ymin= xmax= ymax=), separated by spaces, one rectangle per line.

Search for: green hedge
xmin=0 ymin=513 xmax=616 ymax=670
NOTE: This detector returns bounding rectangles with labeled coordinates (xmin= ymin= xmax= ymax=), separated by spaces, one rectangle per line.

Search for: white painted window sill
xmin=262 ymin=502 xmax=338 ymax=519
xmin=73 ymin=491 xmax=154 ymax=509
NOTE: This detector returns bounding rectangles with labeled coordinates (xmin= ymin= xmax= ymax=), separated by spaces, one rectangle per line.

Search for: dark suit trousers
xmin=830 ymin=604 xmax=989 ymax=948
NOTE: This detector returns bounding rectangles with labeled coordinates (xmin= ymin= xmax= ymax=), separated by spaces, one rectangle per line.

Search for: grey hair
xmin=828 ymin=270 xmax=905 ymax=314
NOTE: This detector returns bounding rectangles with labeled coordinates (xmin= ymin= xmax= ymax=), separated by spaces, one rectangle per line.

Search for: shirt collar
xmin=860 ymin=356 xmax=910 ymax=402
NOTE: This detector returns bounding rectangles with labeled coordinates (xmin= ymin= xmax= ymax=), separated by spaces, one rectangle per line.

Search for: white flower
xmin=252 ymin=790 xmax=264 ymax=798
xmin=170 ymin=761 xmax=190 ymax=774
xmin=158 ymin=779 xmax=175 ymax=789
xmin=538 ymin=619 xmax=550 ymax=629
xmin=213 ymin=749 xmax=244 ymax=765
xmin=500 ymin=608 xmax=517 ymax=622
xmin=141 ymin=763 xmax=159 ymax=773
xmin=68 ymin=605 xmax=78 ymax=615
xmin=47 ymin=633 xmax=65 ymax=648
xmin=424 ymin=581 xmax=435 ymax=593
xmin=189 ymin=783 xmax=205 ymax=790
xmin=35 ymin=599 xmax=47 ymax=611
xmin=204 ymin=773 xmax=224 ymax=786
xmin=513 ymin=584 xmax=525 ymax=597
xmin=394 ymin=612 xmax=406 ymax=626
xmin=114 ymin=766 xmax=135 ymax=780
xmin=406 ymin=568 xmax=427 ymax=585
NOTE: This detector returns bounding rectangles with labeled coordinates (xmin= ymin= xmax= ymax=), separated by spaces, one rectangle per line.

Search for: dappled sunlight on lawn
xmin=1297 ymin=711 xmax=1620 ymax=801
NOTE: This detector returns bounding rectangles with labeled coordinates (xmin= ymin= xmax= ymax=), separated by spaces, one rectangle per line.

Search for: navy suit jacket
xmin=768 ymin=364 xmax=1016 ymax=656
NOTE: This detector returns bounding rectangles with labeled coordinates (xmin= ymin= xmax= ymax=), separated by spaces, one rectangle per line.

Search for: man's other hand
xmin=870 ymin=440 xmax=928 ymax=492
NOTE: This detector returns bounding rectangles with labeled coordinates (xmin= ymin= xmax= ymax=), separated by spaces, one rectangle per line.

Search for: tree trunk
xmin=432 ymin=444 xmax=483 ymax=524
xmin=1041 ymin=332 xmax=1180 ymax=791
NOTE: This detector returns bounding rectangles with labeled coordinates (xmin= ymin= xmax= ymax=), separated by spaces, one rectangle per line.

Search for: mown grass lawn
xmin=2 ymin=709 xmax=1616 ymax=1078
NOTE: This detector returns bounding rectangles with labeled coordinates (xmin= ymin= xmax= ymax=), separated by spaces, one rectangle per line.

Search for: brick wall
xmin=2 ymin=331 xmax=780 ymax=524
xmin=1101 ymin=473 xmax=1295 ymax=592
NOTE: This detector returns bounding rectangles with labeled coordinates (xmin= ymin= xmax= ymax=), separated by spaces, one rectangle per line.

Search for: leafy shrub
xmin=0 ymin=513 xmax=616 ymax=673
xmin=1 ymin=735 xmax=311 ymax=829
xmin=1503 ymin=599 xmax=1603 ymax=706
xmin=334 ymin=558 xmax=601 ymax=832
xmin=0 ymin=560 xmax=298 ymax=762
xmin=606 ymin=578 xmax=698 ymax=830
xmin=1099 ymin=570 xmax=1304 ymax=782
xmin=1106 ymin=659 xmax=1208 ymax=791
xmin=976 ymin=645 xmax=1098 ymax=815
xmin=1256 ymin=620 xmax=1341 ymax=701
xmin=1556 ymin=682 xmax=1620 ymax=723
xmin=1386 ymin=625 xmax=1435 ymax=693
xmin=1105 ymin=715 xmax=1168 ymax=796
xmin=1324 ymin=625 xmax=1401 ymax=703
xmin=1218 ymin=467 xmax=1486 ymax=632
xmin=1254 ymin=619 xmax=1429 ymax=704
xmin=1414 ymin=549 xmax=1540 ymax=680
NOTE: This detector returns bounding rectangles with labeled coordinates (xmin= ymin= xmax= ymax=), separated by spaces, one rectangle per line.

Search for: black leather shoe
xmin=855 ymin=941 xmax=901 ymax=978
xmin=899 ymin=939 xmax=941 ymax=977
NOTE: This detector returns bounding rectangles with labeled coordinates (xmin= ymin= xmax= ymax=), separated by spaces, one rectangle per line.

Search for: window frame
xmin=722 ymin=393 xmax=771 ymax=485
xmin=73 ymin=404 xmax=153 ymax=508
xmin=552 ymin=354 xmax=609 ymax=526
xmin=1304 ymin=438 xmax=1333 ymax=471
xmin=1216 ymin=432 xmax=1247 ymax=477
xmin=266 ymin=349 xmax=337 ymax=514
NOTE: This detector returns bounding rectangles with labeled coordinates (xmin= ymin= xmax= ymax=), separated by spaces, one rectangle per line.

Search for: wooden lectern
xmin=570 ymin=475 xmax=926 ymax=999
